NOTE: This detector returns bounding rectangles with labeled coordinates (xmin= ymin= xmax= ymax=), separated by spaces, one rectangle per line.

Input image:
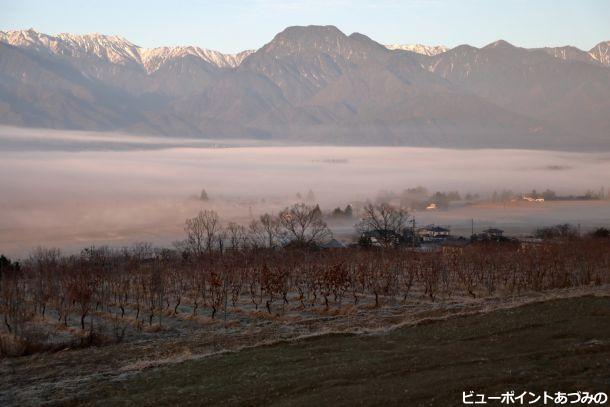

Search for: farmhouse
xmin=482 ymin=228 xmax=504 ymax=238
xmin=360 ymin=229 xmax=403 ymax=247
xmin=417 ymin=225 xmax=451 ymax=242
xmin=472 ymin=227 xmax=518 ymax=244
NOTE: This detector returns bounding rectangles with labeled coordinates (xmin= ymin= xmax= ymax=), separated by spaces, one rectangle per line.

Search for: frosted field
xmin=1 ymin=127 xmax=610 ymax=256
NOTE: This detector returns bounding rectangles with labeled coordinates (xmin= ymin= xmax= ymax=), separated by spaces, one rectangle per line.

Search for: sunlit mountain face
xmin=1 ymin=26 xmax=609 ymax=150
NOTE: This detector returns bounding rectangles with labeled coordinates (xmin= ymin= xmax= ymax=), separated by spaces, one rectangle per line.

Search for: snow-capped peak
xmin=0 ymin=29 xmax=254 ymax=71
xmin=140 ymin=47 xmax=253 ymax=73
xmin=0 ymin=29 xmax=141 ymax=66
xmin=385 ymin=43 xmax=449 ymax=56
xmin=0 ymin=28 xmax=61 ymax=52
xmin=589 ymin=41 xmax=610 ymax=67
xmin=56 ymin=32 xmax=141 ymax=65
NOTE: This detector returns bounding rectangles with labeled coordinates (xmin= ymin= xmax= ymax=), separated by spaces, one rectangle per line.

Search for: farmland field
xmin=2 ymin=294 xmax=609 ymax=406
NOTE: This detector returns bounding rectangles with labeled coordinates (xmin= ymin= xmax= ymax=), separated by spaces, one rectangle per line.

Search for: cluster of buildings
xmin=522 ymin=196 xmax=545 ymax=203
xmin=355 ymin=224 xmax=512 ymax=251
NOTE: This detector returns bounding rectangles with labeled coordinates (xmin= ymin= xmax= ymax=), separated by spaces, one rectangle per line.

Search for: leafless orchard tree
xmin=1 ymin=269 xmax=27 ymax=335
xmin=28 ymin=247 xmax=61 ymax=317
xmin=279 ymin=203 xmax=332 ymax=246
xmin=1 ymin=233 xmax=609 ymax=357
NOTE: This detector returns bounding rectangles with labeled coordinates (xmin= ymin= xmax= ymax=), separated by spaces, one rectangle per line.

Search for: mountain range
xmin=1 ymin=26 xmax=609 ymax=149
xmin=385 ymin=44 xmax=449 ymax=56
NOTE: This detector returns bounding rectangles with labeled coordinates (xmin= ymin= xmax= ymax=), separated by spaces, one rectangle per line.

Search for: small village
xmin=334 ymin=223 xmax=520 ymax=252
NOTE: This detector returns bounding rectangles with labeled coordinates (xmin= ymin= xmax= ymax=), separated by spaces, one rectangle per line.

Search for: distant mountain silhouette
xmin=1 ymin=26 xmax=609 ymax=150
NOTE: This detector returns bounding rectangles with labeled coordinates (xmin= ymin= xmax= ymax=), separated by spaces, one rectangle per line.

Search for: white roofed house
xmin=417 ymin=225 xmax=450 ymax=242
xmin=482 ymin=228 xmax=504 ymax=238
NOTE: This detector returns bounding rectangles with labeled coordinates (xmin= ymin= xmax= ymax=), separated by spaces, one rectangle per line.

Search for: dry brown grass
xmin=142 ymin=324 xmax=170 ymax=333
xmin=248 ymin=310 xmax=284 ymax=321
xmin=224 ymin=320 xmax=241 ymax=328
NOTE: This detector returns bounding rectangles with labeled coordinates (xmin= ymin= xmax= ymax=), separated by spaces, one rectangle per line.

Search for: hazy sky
xmin=2 ymin=0 xmax=609 ymax=53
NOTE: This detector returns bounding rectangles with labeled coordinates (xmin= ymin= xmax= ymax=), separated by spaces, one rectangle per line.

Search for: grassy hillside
xmin=73 ymin=296 xmax=610 ymax=406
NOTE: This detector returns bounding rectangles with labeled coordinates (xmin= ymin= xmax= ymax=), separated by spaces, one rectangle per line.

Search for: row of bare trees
xmin=184 ymin=202 xmax=411 ymax=253
xmin=2 ymin=238 xmax=609 ymax=348
xmin=183 ymin=203 xmax=334 ymax=253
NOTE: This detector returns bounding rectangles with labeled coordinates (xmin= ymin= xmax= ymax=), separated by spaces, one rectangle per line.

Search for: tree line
xmin=1 ymin=203 xmax=609 ymax=357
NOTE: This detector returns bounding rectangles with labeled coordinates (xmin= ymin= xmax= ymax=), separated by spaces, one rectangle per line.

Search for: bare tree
xmin=184 ymin=210 xmax=222 ymax=255
xmin=131 ymin=242 xmax=153 ymax=261
xmin=249 ymin=213 xmax=283 ymax=248
xmin=356 ymin=203 xmax=410 ymax=247
xmin=28 ymin=247 xmax=60 ymax=317
xmin=279 ymin=203 xmax=332 ymax=247
xmin=227 ymin=222 xmax=248 ymax=251
xmin=68 ymin=271 xmax=93 ymax=331
xmin=0 ymin=267 xmax=27 ymax=335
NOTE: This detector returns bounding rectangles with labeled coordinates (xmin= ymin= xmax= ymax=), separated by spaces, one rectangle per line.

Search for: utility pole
xmin=471 ymin=218 xmax=474 ymax=238
xmin=411 ymin=217 xmax=416 ymax=247
xmin=223 ymin=274 xmax=228 ymax=329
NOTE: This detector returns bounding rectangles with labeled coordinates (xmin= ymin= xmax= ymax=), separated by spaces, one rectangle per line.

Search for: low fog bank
xmin=0 ymin=126 xmax=274 ymax=152
xmin=2 ymin=128 xmax=610 ymax=257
